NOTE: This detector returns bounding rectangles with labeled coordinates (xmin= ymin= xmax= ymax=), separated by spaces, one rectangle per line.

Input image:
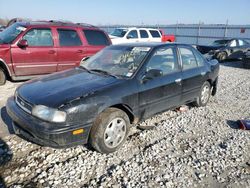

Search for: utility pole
xmin=197 ymin=21 xmax=201 ymax=45
xmin=224 ymin=19 xmax=228 ymax=39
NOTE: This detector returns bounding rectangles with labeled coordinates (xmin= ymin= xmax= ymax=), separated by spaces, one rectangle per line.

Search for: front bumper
xmin=6 ymin=97 xmax=92 ymax=148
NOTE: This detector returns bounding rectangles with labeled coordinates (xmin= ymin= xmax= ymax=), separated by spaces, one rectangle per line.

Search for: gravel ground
xmin=0 ymin=61 xmax=250 ymax=188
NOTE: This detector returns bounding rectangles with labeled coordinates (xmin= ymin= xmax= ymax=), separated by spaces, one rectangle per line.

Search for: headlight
xmin=32 ymin=105 xmax=66 ymax=123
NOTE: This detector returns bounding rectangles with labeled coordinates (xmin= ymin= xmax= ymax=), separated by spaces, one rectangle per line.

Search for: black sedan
xmin=197 ymin=39 xmax=250 ymax=62
xmin=7 ymin=43 xmax=219 ymax=153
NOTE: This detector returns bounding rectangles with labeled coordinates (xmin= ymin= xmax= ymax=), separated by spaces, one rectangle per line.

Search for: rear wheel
xmin=193 ymin=81 xmax=211 ymax=107
xmin=89 ymin=108 xmax=130 ymax=153
xmin=0 ymin=68 xmax=6 ymax=86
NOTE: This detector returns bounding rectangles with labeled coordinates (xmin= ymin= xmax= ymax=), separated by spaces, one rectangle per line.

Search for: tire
xmin=243 ymin=57 xmax=250 ymax=69
xmin=0 ymin=68 xmax=6 ymax=86
xmin=217 ymin=52 xmax=228 ymax=62
xmin=193 ymin=81 xmax=211 ymax=107
xmin=89 ymin=108 xmax=130 ymax=154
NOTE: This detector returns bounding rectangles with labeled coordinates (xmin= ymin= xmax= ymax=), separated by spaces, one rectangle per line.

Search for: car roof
xmin=112 ymin=42 xmax=191 ymax=48
xmin=16 ymin=21 xmax=99 ymax=30
xmin=116 ymin=27 xmax=160 ymax=30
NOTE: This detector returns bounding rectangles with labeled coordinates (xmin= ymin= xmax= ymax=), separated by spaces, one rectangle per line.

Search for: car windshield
xmin=209 ymin=40 xmax=229 ymax=46
xmin=81 ymin=45 xmax=151 ymax=78
xmin=0 ymin=23 xmax=27 ymax=44
xmin=110 ymin=29 xmax=128 ymax=37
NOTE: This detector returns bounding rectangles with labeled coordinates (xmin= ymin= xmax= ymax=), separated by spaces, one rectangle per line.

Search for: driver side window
xmin=127 ymin=30 xmax=138 ymax=39
xmin=229 ymin=40 xmax=237 ymax=47
xmin=23 ymin=28 xmax=53 ymax=46
xmin=146 ymin=47 xmax=178 ymax=76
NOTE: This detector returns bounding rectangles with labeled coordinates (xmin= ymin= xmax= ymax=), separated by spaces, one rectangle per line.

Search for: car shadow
xmin=220 ymin=60 xmax=245 ymax=69
xmin=0 ymin=107 xmax=14 ymax=134
xmin=226 ymin=120 xmax=241 ymax=129
xmin=0 ymin=138 xmax=13 ymax=188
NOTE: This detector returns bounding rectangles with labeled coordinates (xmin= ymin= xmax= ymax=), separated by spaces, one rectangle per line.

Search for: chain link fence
xmin=99 ymin=24 xmax=250 ymax=45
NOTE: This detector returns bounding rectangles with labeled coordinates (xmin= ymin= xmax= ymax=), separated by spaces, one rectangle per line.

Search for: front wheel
xmin=217 ymin=52 xmax=228 ymax=62
xmin=0 ymin=68 xmax=6 ymax=86
xmin=193 ymin=81 xmax=211 ymax=107
xmin=89 ymin=108 xmax=130 ymax=154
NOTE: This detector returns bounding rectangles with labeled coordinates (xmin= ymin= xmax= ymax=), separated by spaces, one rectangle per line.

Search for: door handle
xmin=76 ymin=50 xmax=83 ymax=53
xmin=201 ymin=72 xmax=206 ymax=76
xmin=175 ymin=78 xmax=182 ymax=84
xmin=48 ymin=50 xmax=56 ymax=54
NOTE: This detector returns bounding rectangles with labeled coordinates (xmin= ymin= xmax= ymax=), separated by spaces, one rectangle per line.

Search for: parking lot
xmin=0 ymin=61 xmax=249 ymax=187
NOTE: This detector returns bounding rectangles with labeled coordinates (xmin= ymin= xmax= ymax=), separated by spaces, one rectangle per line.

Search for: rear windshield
xmin=83 ymin=30 xmax=110 ymax=46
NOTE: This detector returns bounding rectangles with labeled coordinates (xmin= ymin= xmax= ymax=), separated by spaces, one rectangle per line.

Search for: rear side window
xmin=238 ymin=39 xmax=248 ymax=46
xmin=23 ymin=28 xmax=53 ymax=46
xmin=139 ymin=30 xmax=149 ymax=38
xmin=149 ymin=30 xmax=161 ymax=38
xmin=193 ymin=50 xmax=205 ymax=67
xmin=179 ymin=48 xmax=198 ymax=70
xmin=57 ymin=29 xmax=82 ymax=46
xmin=83 ymin=30 xmax=109 ymax=46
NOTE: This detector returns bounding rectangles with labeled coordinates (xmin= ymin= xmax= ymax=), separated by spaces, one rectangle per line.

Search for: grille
xmin=15 ymin=95 xmax=33 ymax=114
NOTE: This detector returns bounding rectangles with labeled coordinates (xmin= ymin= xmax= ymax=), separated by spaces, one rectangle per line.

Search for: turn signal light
xmin=73 ymin=129 xmax=84 ymax=135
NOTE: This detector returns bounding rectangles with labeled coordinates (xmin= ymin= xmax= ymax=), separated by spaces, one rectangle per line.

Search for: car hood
xmin=109 ymin=35 xmax=121 ymax=39
xmin=196 ymin=45 xmax=223 ymax=54
xmin=17 ymin=68 xmax=119 ymax=108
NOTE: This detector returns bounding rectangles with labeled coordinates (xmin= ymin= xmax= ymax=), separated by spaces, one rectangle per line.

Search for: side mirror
xmin=80 ymin=56 xmax=90 ymax=65
xmin=208 ymin=59 xmax=219 ymax=65
xmin=142 ymin=69 xmax=163 ymax=83
xmin=18 ymin=39 xmax=28 ymax=48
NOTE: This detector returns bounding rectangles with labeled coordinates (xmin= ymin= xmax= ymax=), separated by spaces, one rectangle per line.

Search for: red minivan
xmin=0 ymin=21 xmax=111 ymax=85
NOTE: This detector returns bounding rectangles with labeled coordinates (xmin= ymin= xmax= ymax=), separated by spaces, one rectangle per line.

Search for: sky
xmin=0 ymin=0 xmax=249 ymax=25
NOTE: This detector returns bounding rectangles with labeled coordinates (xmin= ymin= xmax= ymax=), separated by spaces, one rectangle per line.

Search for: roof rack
xmin=49 ymin=20 xmax=73 ymax=24
xmin=76 ymin=23 xmax=97 ymax=28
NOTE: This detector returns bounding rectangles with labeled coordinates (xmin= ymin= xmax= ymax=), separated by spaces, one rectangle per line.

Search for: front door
xmin=138 ymin=46 xmax=182 ymax=119
xmin=11 ymin=28 xmax=57 ymax=76
xmin=125 ymin=30 xmax=139 ymax=43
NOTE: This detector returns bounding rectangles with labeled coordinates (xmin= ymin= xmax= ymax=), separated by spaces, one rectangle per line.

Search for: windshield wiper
xmin=79 ymin=66 xmax=91 ymax=73
xmin=90 ymin=69 xmax=118 ymax=78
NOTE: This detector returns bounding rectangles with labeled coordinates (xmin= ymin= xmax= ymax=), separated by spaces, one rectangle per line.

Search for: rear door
xmin=138 ymin=46 xmax=182 ymax=119
xmin=139 ymin=30 xmax=150 ymax=42
xmin=56 ymin=28 xmax=85 ymax=71
xmin=11 ymin=27 xmax=57 ymax=76
xmin=177 ymin=46 xmax=207 ymax=103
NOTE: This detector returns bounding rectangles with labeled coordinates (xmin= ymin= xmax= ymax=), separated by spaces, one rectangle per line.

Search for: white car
xmin=109 ymin=27 xmax=162 ymax=44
